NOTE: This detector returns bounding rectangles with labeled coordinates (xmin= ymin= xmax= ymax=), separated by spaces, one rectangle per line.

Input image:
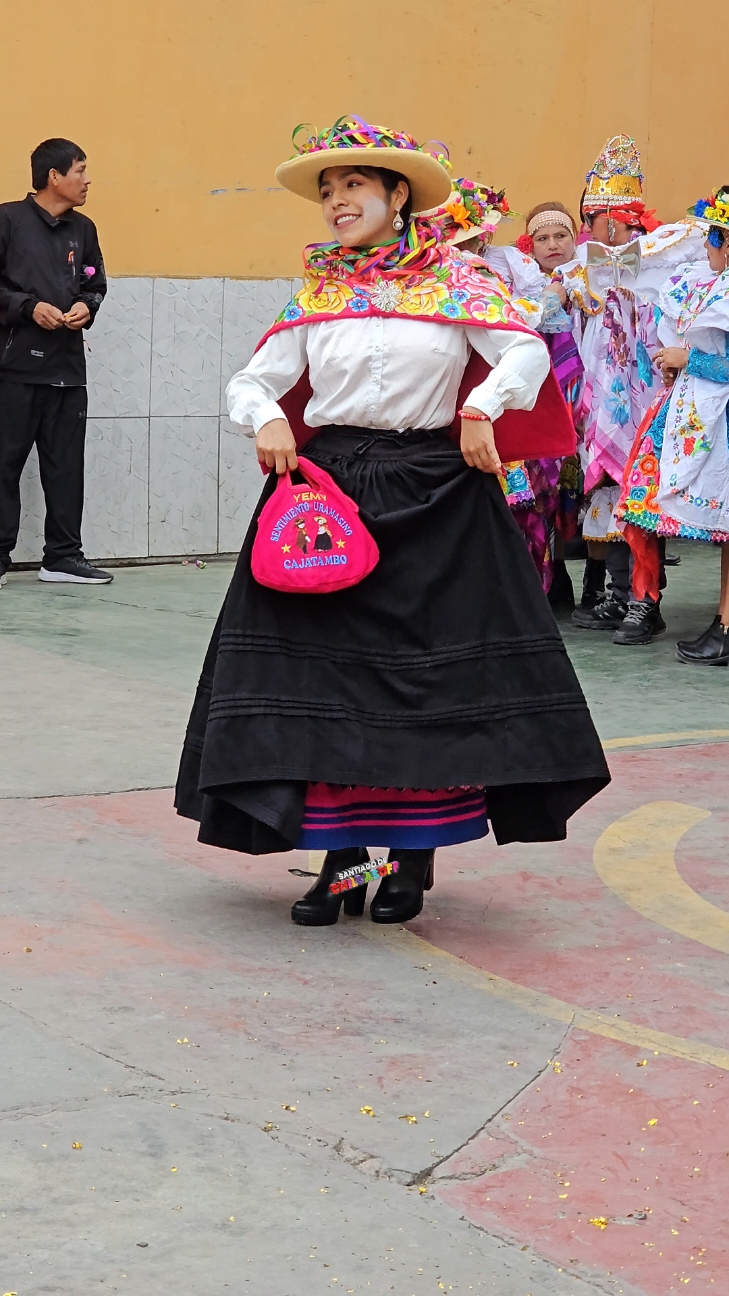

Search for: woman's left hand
xmin=546 ymin=281 xmax=568 ymax=306
xmin=460 ymin=409 xmax=501 ymax=473
xmin=653 ymin=346 xmax=689 ymax=373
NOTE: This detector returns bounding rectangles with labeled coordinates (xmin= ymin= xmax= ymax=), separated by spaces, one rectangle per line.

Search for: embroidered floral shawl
xmin=255 ymin=227 xmax=576 ymax=463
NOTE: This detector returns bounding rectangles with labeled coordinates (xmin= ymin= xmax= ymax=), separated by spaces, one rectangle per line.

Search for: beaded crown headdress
xmin=583 ymin=135 xmax=644 ymax=212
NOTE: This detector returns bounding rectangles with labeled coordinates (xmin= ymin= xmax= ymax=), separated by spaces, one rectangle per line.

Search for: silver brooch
xmin=370 ymin=278 xmax=403 ymax=313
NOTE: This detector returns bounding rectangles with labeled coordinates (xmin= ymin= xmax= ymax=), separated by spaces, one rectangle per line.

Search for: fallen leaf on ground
xmin=360 ymin=1106 xmax=376 ymax=1117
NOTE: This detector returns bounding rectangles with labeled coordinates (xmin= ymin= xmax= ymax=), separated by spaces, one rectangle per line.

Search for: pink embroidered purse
xmin=251 ymin=456 xmax=379 ymax=594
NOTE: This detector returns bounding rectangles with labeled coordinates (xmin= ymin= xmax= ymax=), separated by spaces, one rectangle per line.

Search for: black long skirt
xmin=175 ymin=427 xmax=610 ymax=854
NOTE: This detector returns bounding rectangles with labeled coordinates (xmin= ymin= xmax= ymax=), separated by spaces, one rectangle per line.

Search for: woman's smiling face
xmin=319 ymin=166 xmax=408 ymax=248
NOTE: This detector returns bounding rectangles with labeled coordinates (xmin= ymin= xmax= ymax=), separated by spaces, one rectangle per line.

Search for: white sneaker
xmin=0 ymin=572 xmax=6 ymax=589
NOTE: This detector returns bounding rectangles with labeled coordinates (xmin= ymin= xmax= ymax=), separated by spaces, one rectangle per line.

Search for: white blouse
xmin=226 ymin=317 xmax=549 ymax=435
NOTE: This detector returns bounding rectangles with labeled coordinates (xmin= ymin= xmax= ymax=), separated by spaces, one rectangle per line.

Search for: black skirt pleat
xmin=175 ymin=427 xmax=609 ymax=853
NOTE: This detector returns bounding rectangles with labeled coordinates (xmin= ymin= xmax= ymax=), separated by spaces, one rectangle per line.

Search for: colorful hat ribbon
xmin=289 ymin=114 xmax=451 ymax=172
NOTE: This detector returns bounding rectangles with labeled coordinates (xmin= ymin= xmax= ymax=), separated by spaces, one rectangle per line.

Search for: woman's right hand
xmin=460 ymin=410 xmax=501 ymax=473
xmin=256 ymin=418 xmax=298 ymax=474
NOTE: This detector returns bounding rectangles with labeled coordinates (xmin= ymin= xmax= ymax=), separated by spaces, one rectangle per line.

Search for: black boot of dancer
xmin=580 ymin=556 xmax=607 ymax=610
xmin=291 ymin=847 xmax=371 ymax=925
xmin=676 ymin=619 xmax=729 ymax=666
xmin=370 ymin=849 xmax=435 ymax=924
xmin=676 ymin=615 xmax=720 ymax=653
xmin=547 ymin=559 xmax=575 ymax=613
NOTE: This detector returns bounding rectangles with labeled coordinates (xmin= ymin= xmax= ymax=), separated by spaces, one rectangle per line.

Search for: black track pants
xmin=0 ymin=380 xmax=87 ymax=567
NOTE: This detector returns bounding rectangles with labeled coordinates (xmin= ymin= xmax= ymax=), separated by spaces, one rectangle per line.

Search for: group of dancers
xmin=176 ymin=114 xmax=727 ymax=926
xmin=428 ymin=135 xmax=729 ymax=662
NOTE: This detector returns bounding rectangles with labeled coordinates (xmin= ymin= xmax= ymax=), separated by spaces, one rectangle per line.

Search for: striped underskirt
xmin=295 ymin=783 xmax=489 ymax=849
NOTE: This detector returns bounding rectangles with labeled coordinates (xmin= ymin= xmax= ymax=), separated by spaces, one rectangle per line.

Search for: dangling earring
xmin=392 ymin=210 xmax=404 ymax=232
xmin=607 ymin=213 xmax=615 ymax=243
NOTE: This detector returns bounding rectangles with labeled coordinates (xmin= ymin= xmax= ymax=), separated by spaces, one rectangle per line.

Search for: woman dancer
xmin=433 ymin=180 xmax=557 ymax=591
xmin=175 ymin=116 xmax=609 ymax=926
xmin=516 ymin=203 xmax=586 ymax=610
xmin=435 ymin=185 xmax=580 ymax=602
xmin=617 ymin=187 xmax=729 ymax=662
xmin=558 ymin=136 xmax=705 ymax=641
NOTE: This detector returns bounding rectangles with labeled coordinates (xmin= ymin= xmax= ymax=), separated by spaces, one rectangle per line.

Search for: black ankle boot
xmin=676 ymin=615 xmax=720 ymax=652
xmin=291 ymin=848 xmax=370 ymax=925
xmin=580 ymin=557 xmax=606 ymax=610
xmin=370 ymin=849 xmax=435 ymax=925
xmin=547 ymin=560 xmax=575 ymax=613
xmin=676 ymin=620 xmax=729 ymax=666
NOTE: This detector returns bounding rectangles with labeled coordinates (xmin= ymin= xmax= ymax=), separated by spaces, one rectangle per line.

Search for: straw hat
xmin=275 ymin=115 xmax=452 ymax=214
xmin=688 ymin=186 xmax=729 ymax=231
xmin=428 ymin=178 xmax=512 ymax=246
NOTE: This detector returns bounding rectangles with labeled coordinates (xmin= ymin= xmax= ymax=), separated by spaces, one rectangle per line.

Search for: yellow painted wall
xmin=2 ymin=1 xmax=724 ymax=279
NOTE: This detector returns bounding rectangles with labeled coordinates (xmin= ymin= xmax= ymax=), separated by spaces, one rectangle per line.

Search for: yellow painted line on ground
xmin=603 ymin=728 xmax=729 ymax=751
xmin=367 ymin=925 xmax=729 ymax=1071
xmin=594 ymin=799 xmax=729 ymax=955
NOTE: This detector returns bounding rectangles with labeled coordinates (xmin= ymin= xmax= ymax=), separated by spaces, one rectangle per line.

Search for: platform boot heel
xmin=343 ymin=883 xmax=368 ymax=916
xmin=291 ymin=847 xmax=370 ymax=925
xmin=369 ymin=849 xmax=435 ymax=924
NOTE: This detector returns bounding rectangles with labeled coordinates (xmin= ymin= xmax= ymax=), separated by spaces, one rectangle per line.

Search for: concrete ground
xmin=1 ymin=542 xmax=728 ymax=1295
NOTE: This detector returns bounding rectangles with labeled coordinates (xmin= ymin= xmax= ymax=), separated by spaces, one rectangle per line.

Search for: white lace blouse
xmin=226 ymin=317 xmax=550 ymax=436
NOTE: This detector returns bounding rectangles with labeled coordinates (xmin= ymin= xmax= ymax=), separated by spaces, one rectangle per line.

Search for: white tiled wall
xmin=16 ymin=276 xmax=296 ymax=562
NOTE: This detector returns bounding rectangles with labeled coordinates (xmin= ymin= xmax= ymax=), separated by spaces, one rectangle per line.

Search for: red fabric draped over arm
xmin=276 ymin=349 xmax=576 ymax=462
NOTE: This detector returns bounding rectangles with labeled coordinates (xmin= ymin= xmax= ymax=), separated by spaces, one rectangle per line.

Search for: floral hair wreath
xmin=290 ymin=115 xmax=451 ymax=172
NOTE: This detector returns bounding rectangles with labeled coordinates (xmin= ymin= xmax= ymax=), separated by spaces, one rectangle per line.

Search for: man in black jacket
xmin=0 ymin=137 xmax=112 ymax=587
